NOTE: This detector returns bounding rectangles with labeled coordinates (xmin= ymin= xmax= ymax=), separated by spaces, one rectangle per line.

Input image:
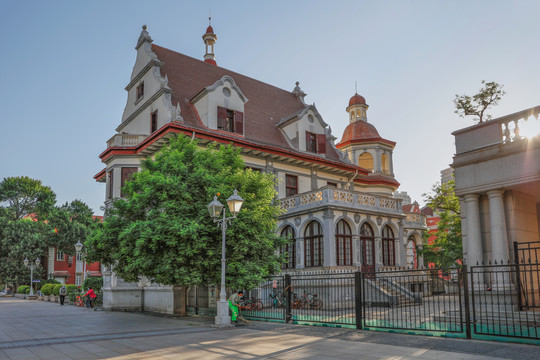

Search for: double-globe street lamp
xmin=23 ymin=258 xmax=40 ymax=296
xmin=207 ymin=189 xmax=244 ymax=327
xmin=74 ymin=241 xmax=88 ymax=287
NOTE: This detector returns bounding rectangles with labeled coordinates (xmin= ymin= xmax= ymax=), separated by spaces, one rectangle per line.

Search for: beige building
xmin=452 ymin=106 xmax=540 ymax=278
xmin=95 ymin=25 xmax=426 ymax=313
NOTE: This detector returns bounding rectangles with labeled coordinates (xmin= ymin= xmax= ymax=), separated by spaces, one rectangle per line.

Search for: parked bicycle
xmin=239 ymin=296 xmax=263 ymax=311
xmin=270 ymin=285 xmax=294 ymax=308
xmin=298 ymin=291 xmax=323 ymax=309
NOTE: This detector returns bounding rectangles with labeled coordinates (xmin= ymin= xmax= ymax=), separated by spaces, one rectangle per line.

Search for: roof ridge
xmin=151 ymin=43 xmax=298 ymax=98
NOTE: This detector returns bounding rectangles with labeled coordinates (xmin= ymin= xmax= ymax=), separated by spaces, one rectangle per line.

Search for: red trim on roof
xmin=93 ymin=168 xmax=106 ymax=181
xmin=336 ymin=138 xmax=396 ymax=148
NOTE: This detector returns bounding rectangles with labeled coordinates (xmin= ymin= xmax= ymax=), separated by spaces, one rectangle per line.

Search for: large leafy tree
xmin=454 ymin=80 xmax=505 ymax=123
xmin=0 ymin=176 xmax=56 ymax=220
xmin=87 ymin=135 xmax=285 ymax=291
xmin=420 ymin=179 xmax=462 ymax=268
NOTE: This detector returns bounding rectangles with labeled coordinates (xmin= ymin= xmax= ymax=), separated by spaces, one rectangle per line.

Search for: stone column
xmin=296 ymin=237 xmax=304 ymax=269
xmin=323 ymin=210 xmax=336 ymax=267
xmin=464 ymin=194 xmax=484 ymax=289
xmin=352 ymin=235 xmax=361 ymax=267
xmin=417 ymin=245 xmax=424 ymax=268
xmin=459 ymin=197 xmax=467 ymax=260
xmin=487 ymin=190 xmax=512 ymax=290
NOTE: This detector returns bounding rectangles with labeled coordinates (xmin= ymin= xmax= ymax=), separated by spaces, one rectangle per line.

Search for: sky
xmin=1 ymin=0 xmax=539 ymax=215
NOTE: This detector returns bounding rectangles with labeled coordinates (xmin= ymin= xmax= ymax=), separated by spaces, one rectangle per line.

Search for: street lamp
xmin=75 ymin=241 xmax=87 ymax=287
xmin=23 ymin=258 xmax=40 ymax=296
xmin=207 ymin=189 xmax=244 ymax=327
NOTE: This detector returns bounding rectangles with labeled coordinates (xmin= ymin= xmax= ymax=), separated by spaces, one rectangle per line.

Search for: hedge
xmin=40 ymin=284 xmax=54 ymax=295
xmin=52 ymin=284 xmax=63 ymax=295
xmin=17 ymin=285 xmax=29 ymax=294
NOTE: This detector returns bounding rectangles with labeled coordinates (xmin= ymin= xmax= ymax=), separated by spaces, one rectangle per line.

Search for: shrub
xmin=44 ymin=279 xmax=61 ymax=285
xmin=40 ymin=284 xmax=54 ymax=295
xmin=25 ymin=287 xmax=31 ymax=294
xmin=17 ymin=285 xmax=29 ymax=294
xmin=52 ymin=284 xmax=63 ymax=296
xmin=65 ymin=284 xmax=79 ymax=294
xmin=83 ymin=277 xmax=103 ymax=293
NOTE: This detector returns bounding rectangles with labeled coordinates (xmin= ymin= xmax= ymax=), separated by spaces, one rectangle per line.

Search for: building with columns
xmin=94 ymin=24 xmax=426 ymax=313
xmin=452 ymin=106 xmax=540 ymax=273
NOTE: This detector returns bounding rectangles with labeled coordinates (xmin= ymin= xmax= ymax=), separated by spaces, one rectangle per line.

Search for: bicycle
xmin=239 ymin=296 xmax=263 ymax=311
xmin=74 ymin=294 xmax=85 ymax=307
xmin=298 ymin=291 xmax=323 ymax=309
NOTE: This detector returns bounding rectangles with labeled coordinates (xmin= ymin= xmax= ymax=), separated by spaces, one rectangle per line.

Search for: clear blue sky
xmin=1 ymin=1 xmax=539 ymax=214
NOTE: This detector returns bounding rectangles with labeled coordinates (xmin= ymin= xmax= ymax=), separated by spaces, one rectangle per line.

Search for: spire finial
xmin=209 ymin=16 xmax=211 ymax=26
xmin=355 ymin=81 xmax=358 ymax=94
xmin=142 ymin=25 xmax=147 ymax=31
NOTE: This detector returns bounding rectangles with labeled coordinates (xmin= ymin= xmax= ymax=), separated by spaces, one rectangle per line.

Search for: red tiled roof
xmin=206 ymin=25 xmax=214 ymax=34
xmin=348 ymin=93 xmax=366 ymax=107
xmin=336 ymin=121 xmax=396 ymax=148
xmin=151 ymin=44 xmax=343 ymax=162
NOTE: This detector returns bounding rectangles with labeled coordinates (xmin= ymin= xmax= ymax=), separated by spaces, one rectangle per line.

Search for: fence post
xmin=355 ymin=271 xmax=363 ymax=330
xmin=513 ymin=241 xmax=523 ymax=311
xmin=462 ymin=261 xmax=472 ymax=339
xmin=285 ymin=274 xmax=292 ymax=323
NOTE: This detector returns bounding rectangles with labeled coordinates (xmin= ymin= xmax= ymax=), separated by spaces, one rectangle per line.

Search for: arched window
xmin=382 ymin=225 xmax=395 ymax=266
xmin=304 ymin=221 xmax=323 ymax=267
xmin=360 ymin=223 xmax=375 ymax=274
xmin=381 ymin=153 xmax=389 ymax=174
xmin=358 ymin=152 xmax=373 ymax=171
xmin=406 ymin=236 xmax=417 ymax=269
xmin=281 ymin=226 xmax=296 ymax=269
xmin=336 ymin=220 xmax=352 ymax=266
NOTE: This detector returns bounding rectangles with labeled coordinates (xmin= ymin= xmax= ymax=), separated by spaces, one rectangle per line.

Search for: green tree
xmin=0 ymin=176 xmax=56 ymax=220
xmin=454 ymin=80 xmax=505 ymax=123
xmin=47 ymin=200 xmax=99 ymax=256
xmin=87 ymin=135 xmax=284 ymax=291
xmin=420 ymin=179 xmax=462 ymax=268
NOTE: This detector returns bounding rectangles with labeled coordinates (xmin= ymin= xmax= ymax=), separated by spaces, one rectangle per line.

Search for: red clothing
xmin=84 ymin=289 xmax=97 ymax=299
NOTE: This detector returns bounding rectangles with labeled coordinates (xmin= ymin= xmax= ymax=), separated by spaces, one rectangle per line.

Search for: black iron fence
xmin=242 ymin=262 xmax=540 ymax=344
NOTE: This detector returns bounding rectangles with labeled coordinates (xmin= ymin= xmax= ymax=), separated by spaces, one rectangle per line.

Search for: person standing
xmin=59 ymin=284 xmax=67 ymax=305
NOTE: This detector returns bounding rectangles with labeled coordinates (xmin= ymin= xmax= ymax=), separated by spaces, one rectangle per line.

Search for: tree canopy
xmin=86 ymin=135 xmax=285 ymax=290
xmin=454 ymin=80 xmax=505 ymax=123
xmin=0 ymin=177 xmax=97 ymax=287
xmin=420 ymin=179 xmax=462 ymax=268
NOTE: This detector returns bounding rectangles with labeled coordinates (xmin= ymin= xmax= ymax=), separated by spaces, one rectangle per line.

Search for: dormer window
xmin=217 ymin=106 xmax=243 ymax=135
xmin=136 ymin=82 xmax=144 ymax=101
xmin=305 ymin=131 xmax=326 ymax=154
xmin=151 ymin=110 xmax=158 ymax=133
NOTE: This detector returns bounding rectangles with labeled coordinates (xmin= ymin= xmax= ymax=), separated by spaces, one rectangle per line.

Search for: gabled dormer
xmin=191 ymin=75 xmax=248 ymax=136
xmin=116 ymin=25 xmax=182 ymax=136
xmin=278 ymin=103 xmax=329 ymax=155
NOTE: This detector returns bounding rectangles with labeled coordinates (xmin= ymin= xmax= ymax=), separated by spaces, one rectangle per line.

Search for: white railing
xmin=279 ymin=188 xmax=403 ymax=215
xmin=454 ymin=105 xmax=540 ymax=154
xmin=107 ymin=134 xmax=147 ymax=148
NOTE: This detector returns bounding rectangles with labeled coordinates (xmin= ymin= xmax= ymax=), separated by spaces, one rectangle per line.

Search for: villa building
xmin=94 ymin=24 xmax=426 ymax=313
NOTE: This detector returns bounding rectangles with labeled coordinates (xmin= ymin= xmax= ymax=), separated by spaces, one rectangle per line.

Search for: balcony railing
xmin=279 ymin=188 xmax=403 ymax=216
xmin=454 ymin=105 xmax=540 ymax=154
xmin=107 ymin=134 xmax=147 ymax=148
xmin=403 ymin=213 xmax=427 ymax=228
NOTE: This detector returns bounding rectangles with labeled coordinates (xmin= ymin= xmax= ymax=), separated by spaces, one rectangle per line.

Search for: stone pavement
xmin=0 ymin=297 xmax=538 ymax=360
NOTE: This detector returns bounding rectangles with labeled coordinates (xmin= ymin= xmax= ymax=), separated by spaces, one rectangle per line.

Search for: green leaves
xmin=421 ymin=179 xmax=462 ymax=268
xmin=87 ymin=135 xmax=284 ymax=290
xmin=454 ymin=80 xmax=505 ymax=123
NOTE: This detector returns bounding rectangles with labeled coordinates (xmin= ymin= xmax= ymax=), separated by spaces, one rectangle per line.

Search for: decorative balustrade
xmin=279 ymin=188 xmax=403 ymax=216
xmin=107 ymin=134 xmax=147 ymax=148
xmin=454 ymin=105 xmax=540 ymax=154
xmin=404 ymin=213 xmax=427 ymax=228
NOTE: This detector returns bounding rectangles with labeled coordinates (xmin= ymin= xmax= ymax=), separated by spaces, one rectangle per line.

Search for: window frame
xmin=56 ymin=250 xmax=65 ymax=262
xmin=120 ymin=167 xmax=138 ymax=198
xmin=136 ymin=82 xmax=144 ymax=101
xmin=285 ymin=174 xmax=298 ymax=197
xmin=382 ymin=225 xmax=396 ymax=266
xmin=336 ymin=220 xmax=353 ymax=266
xmin=280 ymin=226 xmax=296 ymax=269
xmin=304 ymin=221 xmax=323 ymax=267
xmin=151 ymin=110 xmax=158 ymax=133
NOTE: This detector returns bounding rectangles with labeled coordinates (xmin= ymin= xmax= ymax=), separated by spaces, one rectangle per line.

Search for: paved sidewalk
xmin=1 ymin=297 xmax=538 ymax=359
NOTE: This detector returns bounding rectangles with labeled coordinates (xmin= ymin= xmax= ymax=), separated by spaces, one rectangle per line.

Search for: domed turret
xmin=346 ymin=93 xmax=369 ymax=122
xmin=203 ymin=18 xmax=217 ymax=66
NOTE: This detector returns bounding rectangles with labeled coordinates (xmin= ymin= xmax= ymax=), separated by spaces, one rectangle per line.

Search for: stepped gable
xmin=151 ymin=44 xmax=343 ymax=162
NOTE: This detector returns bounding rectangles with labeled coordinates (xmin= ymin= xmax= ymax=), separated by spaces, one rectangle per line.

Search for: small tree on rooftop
xmin=454 ymin=80 xmax=505 ymax=123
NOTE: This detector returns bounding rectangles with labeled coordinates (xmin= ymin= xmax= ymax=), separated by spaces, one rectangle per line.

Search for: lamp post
xmin=207 ymin=189 xmax=244 ymax=327
xmin=23 ymin=258 xmax=40 ymax=296
xmin=74 ymin=241 xmax=87 ymax=287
